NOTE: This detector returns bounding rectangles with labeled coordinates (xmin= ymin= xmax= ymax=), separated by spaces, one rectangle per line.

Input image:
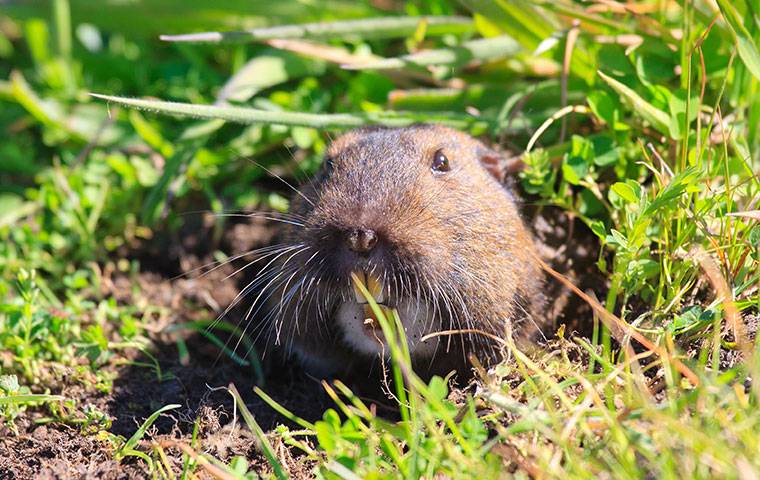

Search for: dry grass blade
xmin=420 ymin=328 xmax=508 ymax=344
xmin=525 ymin=105 xmax=590 ymax=152
xmin=266 ymin=39 xmax=379 ymax=66
xmin=689 ymin=246 xmax=748 ymax=354
xmin=726 ymin=210 xmax=760 ymax=221
xmin=158 ymin=440 xmax=238 ymax=480
xmin=532 ymin=254 xmax=701 ymax=386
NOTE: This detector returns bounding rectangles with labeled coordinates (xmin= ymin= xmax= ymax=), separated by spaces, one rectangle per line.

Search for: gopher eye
xmin=431 ymin=150 xmax=450 ymax=173
xmin=323 ymin=157 xmax=335 ymax=173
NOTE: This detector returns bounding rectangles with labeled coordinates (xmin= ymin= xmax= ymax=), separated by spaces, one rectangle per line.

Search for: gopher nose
xmin=346 ymin=228 xmax=378 ymax=254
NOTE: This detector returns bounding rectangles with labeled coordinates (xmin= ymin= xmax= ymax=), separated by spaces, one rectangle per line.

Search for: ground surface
xmin=0 ymin=213 xmax=333 ymax=479
xmin=0 ymin=195 xmax=603 ymax=479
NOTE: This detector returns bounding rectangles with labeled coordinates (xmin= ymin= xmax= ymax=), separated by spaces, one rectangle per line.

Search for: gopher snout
xmin=345 ymin=227 xmax=378 ymax=254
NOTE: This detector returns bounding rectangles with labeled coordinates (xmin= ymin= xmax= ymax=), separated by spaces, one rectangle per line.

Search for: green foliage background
xmin=0 ymin=0 xmax=759 ymax=478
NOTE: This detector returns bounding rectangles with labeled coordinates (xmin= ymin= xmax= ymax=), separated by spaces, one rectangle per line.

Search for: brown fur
xmin=263 ymin=125 xmax=544 ymax=377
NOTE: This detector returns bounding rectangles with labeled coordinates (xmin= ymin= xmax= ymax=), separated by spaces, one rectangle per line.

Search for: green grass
xmin=0 ymin=0 xmax=759 ymax=478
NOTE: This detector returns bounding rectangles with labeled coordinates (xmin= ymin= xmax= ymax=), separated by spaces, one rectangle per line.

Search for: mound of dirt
xmin=9 ymin=201 xmax=749 ymax=479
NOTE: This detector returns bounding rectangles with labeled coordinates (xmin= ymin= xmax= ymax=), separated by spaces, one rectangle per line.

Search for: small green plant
xmin=0 ymin=373 xmax=64 ymax=433
xmin=101 ymin=403 xmax=181 ymax=469
xmin=42 ymin=400 xmax=112 ymax=435
xmin=1 ymin=269 xmax=72 ymax=380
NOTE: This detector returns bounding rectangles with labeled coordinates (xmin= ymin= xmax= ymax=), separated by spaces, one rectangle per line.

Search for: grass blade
xmin=597 ymin=71 xmax=670 ymax=135
xmin=11 ymin=71 xmax=67 ymax=131
xmin=89 ymin=93 xmax=493 ymax=131
xmin=0 ymin=394 xmax=64 ymax=405
xmin=122 ymin=404 xmax=181 ymax=452
xmin=160 ymin=16 xmax=473 ymax=43
xmin=253 ymin=386 xmax=315 ymax=430
xmin=460 ymin=0 xmax=553 ymax=50
xmin=229 ymin=384 xmax=287 ymax=480
xmin=461 ymin=0 xmax=595 ymax=82
xmin=716 ymin=0 xmax=760 ymax=81
xmin=52 ymin=0 xmax=71 ymax=61
xmin=343 ymin=35 xmax=520 ymax=70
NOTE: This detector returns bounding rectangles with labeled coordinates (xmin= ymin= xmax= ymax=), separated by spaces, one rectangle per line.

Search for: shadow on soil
xmin=0 ymin=195 xmax=608 ymax=479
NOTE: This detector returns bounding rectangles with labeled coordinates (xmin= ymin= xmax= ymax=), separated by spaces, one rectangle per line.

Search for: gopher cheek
xmin=334 ymin=300 xmax=440 ymax=359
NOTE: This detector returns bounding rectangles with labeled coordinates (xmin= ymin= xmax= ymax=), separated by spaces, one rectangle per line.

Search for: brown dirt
xmin=0 ymin=211 xmax=331 ymax=479
xmin=0 ymin=194 xmax=753 ymax=479
xmin=0 ymin=195 xmax=615 ymax=479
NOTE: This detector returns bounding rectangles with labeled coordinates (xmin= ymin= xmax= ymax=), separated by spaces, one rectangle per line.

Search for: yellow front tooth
xmin=352 ymin=270 xmax=368 ymax=304
xmin=366 ymin=272 xmax=384 ymax=304
xmin=362 ymin=304 xmax=376 ymax=325
xmin=362 ymin=304 xmax=391 ymax=330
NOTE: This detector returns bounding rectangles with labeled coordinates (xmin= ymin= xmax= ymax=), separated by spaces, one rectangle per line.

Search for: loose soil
xmin=1 ymin=211 xmax=331 ymax=479
xmin=0 ymin=197 xmax=753 ymax=479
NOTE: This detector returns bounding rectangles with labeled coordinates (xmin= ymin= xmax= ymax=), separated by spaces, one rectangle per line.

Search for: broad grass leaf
xmin=562 ymin=156 xmax=587 ymax=185
xmin=0 ymin=193 xmax=36 ymax=228
xmin=10 ymin=71 xmax=66 ymax=130
xmin=315 ymin=421 xmax=337 ymax=453
xmin=588 ymin=91 xmax=628 ymax=131
xmin=598 ymin=70 xmax=670 ymax=136
xmin=0 ymin=393 xmax=65 ymax=405
xmin=428 ymin=376 xmax=448 ymax=401
xmin=24 ymin=19 xmax=50 ymax=64
xmin=218 ymin=50 xmax=325 ymax=103
xmin=90 ymin=93 xmax=492 ymax=131
xmin=591 ymin=135 xmax=620 ymax=166
xmin=572 ymin=134 xmax=594 ymax=161
xmin=579 ymin=189 xmax=604 ymax=217
xmin=597 ymin=44 xmax=635 ymax=76
xmin=647 ymin=84 xmax=671 ymax=112
xmin=131 ymin=156 xmax=160 ymax=187
xmin=634 ymin=41 xmax=677 ymax=85
xmin=562 ymin=135 xmax=593 ymax=185
xmin=667 ymin=89 xmax=699 ymax=140
xmin=716 ymin=0 xmax=760 ymax=81
xmin=128 ymin=110 xmax=174 ymax=158
xmin=587 ymin=90 xmax=615 ymax=124
xmin=3 ymin=1 xmax=379 ymax=39
xmin=344 ymin=35 xmax=521 ymax=70
xmin=461 ymin=0 xmax=553 ymax=49
xmin=461 ymin=0 xmax=595 ymax=81
xmin=160 ymin=16 xmax=473 ymax=43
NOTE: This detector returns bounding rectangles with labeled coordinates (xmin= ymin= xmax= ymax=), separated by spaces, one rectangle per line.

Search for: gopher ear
xmin=477 ymin=145 xmax=507 ymax=182
xmin=477 ymin=145 xmax=522 ymax=182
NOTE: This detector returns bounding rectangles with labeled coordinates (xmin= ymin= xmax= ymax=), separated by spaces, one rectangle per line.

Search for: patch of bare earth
xmin=1 ymin=213 xmax=329 ymax=479
xmin=1 ymin=204 xmax=755 ymax=479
